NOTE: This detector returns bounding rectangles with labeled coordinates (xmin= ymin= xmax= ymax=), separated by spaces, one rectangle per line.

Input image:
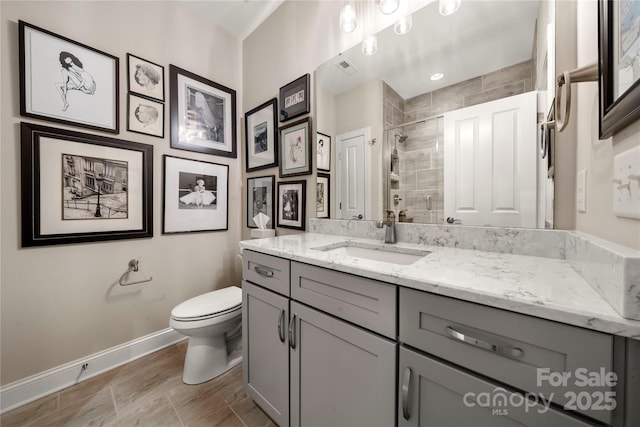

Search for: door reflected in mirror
xmin=316 ymin=0 xmax=555 ymax=229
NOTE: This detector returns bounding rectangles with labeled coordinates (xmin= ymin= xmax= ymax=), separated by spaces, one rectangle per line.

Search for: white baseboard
xmin=0 ymin=328 xmax=184 ymax=414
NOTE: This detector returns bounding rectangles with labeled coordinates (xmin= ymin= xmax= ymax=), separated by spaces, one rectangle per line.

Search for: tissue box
xmin=250 ymin=229 xmax=276 ymax=239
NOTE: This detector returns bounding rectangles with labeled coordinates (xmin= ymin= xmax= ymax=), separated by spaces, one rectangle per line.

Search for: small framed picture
xmin=316 ymin=173 xmax=330 ymax=218
xmin=169 ymin=65 xmax=237 ymax=158
xmin=279 ymin=73 xmax=310 ymax=122
xmin=163 ymin=155 xmax=229 ymax=234
xmin=277 ymin=180 xmax=306 ymax=230
xmin=247 ymin=175 xmax=275 ymax=228
xmin=19 ymin=20 xmax=119 ymax=133
xmin=20 ymin=122 xmax=153 ymax=247
xmin=279 ymin=117 xmax=312 ymax=178
xmin=127 ymin=93 xmax=164 ymax=138
xmin=245 ymin=98 xmax=278 ymax=172
xmin=316 ymin=132 xmax=331 ymax=171
xmin=127 ymin=53 xmax=165 ymax=102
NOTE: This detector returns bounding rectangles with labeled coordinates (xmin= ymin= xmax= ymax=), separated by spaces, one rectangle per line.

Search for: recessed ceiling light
xmin=430 ymin=73 xmax=444 ymax=81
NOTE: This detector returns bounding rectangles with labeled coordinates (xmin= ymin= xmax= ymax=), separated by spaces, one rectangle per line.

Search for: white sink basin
xmin=312 ymin=241 xmax=431 ymax=265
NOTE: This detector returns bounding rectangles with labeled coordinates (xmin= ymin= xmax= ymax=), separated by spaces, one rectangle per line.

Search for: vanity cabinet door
xmin=289 ymin=301 xmax=396 ymax=427
xmin=242 ymin=281 xmax=289 ymax=427
xmin=398 ymin=346 xmax=596 ymax=427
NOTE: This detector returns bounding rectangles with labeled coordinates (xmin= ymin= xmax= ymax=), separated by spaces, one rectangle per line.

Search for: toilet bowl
xmin=170 ymin=286 xmax=242 ymax=384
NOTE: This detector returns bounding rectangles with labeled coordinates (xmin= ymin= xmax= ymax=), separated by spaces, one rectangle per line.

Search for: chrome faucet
xmin=376 ymin=211 xmax=397 ymax=244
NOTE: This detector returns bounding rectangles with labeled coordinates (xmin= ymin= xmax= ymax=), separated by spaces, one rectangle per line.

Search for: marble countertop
xmin=240 ymin=233 xmax=640 ymax=340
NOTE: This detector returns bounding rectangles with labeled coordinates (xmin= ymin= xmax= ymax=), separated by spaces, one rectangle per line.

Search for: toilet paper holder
xmin=119 ymin=259 xmax=153 ymax=286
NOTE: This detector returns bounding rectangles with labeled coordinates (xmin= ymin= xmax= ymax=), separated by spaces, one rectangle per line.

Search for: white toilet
xmin=170 ymin=286 xmax=242 ymax=384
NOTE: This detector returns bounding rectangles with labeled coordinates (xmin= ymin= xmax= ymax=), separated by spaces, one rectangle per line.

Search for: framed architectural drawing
xmin=169 ymin=65 xmax=237 ymax=157
xmin=127 ymin=53 xmax=165 ymax=102
xmin=245 ymin=98 xmax=278 ymax=171
xmin=19 ymin=20 xmax=119 ymax=133
xmin=163 ymin=155 xmax=229 ymax=234
xmin=247 ymin=175 xmax=275 ymax=228
xmin=20 ymin=122 xmax=153 ymax=247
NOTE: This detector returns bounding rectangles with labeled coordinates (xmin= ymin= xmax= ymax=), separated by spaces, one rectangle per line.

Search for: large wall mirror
xmin=316 ymin=0 xmax=555 ymax=229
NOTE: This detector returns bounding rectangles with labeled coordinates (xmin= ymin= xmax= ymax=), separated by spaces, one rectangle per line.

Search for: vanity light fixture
xmin=379 ymin=0 xmax=399 ymax=15
xmin=430 ymin=72 xmax=444 ymax=81
xmin=439 ymin=0 xmax=461 ymax=16
xmin=394 ymin=14 xmax=412 ymax=35
xmin=362 ymin=35 xmax=378 ymax=56
xmin=340 ymin=3 xmax=357 ymax=33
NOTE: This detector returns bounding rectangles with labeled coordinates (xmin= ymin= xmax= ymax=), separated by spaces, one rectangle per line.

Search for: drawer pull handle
xmin=289 ymin=314 xmax=297 ymax=349
xmin=254 ymin=265 xmax=274 ymax=278
xmin=402 ymin=367 xmax=412 ymax=420
xmin=278 ymin=309 xmax=286 ymax=343
xmin=445 ymin=327 xmax=524 ymax=358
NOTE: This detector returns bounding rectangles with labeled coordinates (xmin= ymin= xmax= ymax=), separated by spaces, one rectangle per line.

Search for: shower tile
xmin=432 ymin=77 xmax=482 ymax=106
xmin=482 ymin=60 xmax=532 ymax=92
xmin=400 ymin=171 xmax=417 ymax=190
xmin=464 ymin=82 xmax=526 ymax=107
xmin=404 ymin=150 xmax=431 ymax=171
xmin=405 ymin=93 xmax=431 ymax=112
xmin=417 ymin=169 xmax=440 ymax=190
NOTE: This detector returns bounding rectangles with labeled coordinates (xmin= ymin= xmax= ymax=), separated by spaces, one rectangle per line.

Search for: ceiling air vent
xmin=335 ymin=59 xmax=358 ymax=76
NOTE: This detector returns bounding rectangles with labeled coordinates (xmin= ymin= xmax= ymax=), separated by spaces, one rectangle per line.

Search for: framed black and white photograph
xmin=127 ymin=93 xmax=164 ymax=138
xmin=169 ymin=65 xmax=237 ymax=158
xmin=245 ymin=98 xmax=278 ymax=172
xmin=599 ymin=0 xmax=640 ymax=138
xmin=20 ymin=122 xmax=153 ymax=247
xmin=316 ymin=173 xmax=330 ymax=219
xmin=277 ymin=180 xmax=306 ymax=230
xmin=316 ymin=132 xmax=331 ymax=171
xmin=279 ymin=117 xmax=312 ymax=178
xmin=127 ymin=53 xmax=165 ymax=102
xmin=19 ymin=21 xmax=119 ymax=134
xmin=163 ymin=155 xmax=228 ymax=234
xmin=247 ymin=175 xmax=275 ymax=228
xmin=279 ymin=73 xmax=310 ymax=122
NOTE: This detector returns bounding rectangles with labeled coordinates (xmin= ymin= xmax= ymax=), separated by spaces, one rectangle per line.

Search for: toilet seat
xmin=171 ymin=286 xmax=242 ymax=322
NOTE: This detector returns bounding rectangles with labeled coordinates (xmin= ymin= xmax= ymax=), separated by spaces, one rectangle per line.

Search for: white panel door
xmin=444 ymin=92 xmax=537 ymax=227
xmin=336 ymin=128 xmax=370 ymax=220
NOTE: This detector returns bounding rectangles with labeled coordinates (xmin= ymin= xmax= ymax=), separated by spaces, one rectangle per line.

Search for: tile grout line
xmin=109 ymin=386 xmax=119 ymax=421
xmin=227 ymin=401 xmax=248 ymax=427
xmin=166 ymin=391 xmax=186 ymax=427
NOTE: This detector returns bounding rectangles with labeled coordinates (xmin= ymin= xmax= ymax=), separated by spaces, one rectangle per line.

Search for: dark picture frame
xmin=20 ymin=122 xmax=153 ymax=247
xmin=279 ymin=117 xmax=312 ymax=178
xmin=599 ymin=0 xmax=640 ymax=138
xmin=316 ymin=173 xmax=330 ymax=219
xmin=127 ymin=93 xmax=164 ymax=138
xmin=169 ymin=65 xmax=237 ymax=158
xmin=245 ymin=98 xmax=278 ymax=172
xmin=127 ymin=53 xmax=165 ymax=102
xmin=163 ymin=155 xmax=229 ymax=234
xmin=316 ymin=132 xmax=331 ymax=171
xmin=279 ymin=73 xmax=310 ymax=122
xmin=19 ymin=20 xmax=119 ymax=134
xmin=247 ymin=175 xmax=275 ymax=229
xmin=277 ymin=180 xmax=306 ymax=230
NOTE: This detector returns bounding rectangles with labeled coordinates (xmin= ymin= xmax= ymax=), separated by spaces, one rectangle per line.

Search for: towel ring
xmin=119 ymin=259 xmax=153 ymax=286
xmin=555 ymin=62 xmax=598 ymax=132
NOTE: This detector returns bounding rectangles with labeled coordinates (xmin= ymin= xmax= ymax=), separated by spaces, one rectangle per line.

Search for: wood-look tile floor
xmin=1 ymin=342 xmax=277 ymax=427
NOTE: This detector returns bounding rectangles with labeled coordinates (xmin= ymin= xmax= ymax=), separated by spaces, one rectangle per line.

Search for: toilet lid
xmin=171 ymin=286 xmax=242 ymax=320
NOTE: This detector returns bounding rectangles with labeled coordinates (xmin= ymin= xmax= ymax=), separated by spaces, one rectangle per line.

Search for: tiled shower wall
xmin=382 ymin=60 xmax=533 ymax=224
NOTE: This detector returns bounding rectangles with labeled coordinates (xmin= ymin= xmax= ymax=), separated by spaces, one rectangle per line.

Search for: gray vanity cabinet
xmin=398 ymin=346 xmax=595 ymax=427
xmin=242 ymin=280 xmax=290 ymax=427
xmin=289 ymin=301 xmax=396 ymax=427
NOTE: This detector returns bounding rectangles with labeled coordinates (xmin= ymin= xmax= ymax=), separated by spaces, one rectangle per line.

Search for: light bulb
xmin=394 ymin=14 xmax=412 ymax=35
xmin=379 ymin=0 xmax=399 ymax=15
xmin=439 ymin=0 xmax=461 ymax=16
xmin=362 ymin=36 xmax=378 ymax=56
xmin=340 ymin=4 xmax=357 ymax=33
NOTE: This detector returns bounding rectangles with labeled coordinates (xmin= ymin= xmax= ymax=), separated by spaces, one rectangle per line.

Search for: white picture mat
xmin=278 ymin=183 xmax=303 ymax=227
xmin=23 ymin=26 xmax=117 ymax=129
xmin=247 ymin=104 xmax=275 ymax=167
xmin=38 ymin=136 xmax=143 ymax=235
xmin=164 ymin=157 xmax=228 ymax=233
xmin=176 ymin=73 xmax=233 ymax=152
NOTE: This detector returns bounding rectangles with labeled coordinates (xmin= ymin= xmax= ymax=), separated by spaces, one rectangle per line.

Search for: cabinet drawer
xmin=400 ymin=288 xmax=613 ymax=424
xmin=291 ymin=262 xmax=396 ymax=339
xmin=243 ymin=250 xmax=290 ymax=297
xmin=399 ymin=346 xmax=596 ymax=427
